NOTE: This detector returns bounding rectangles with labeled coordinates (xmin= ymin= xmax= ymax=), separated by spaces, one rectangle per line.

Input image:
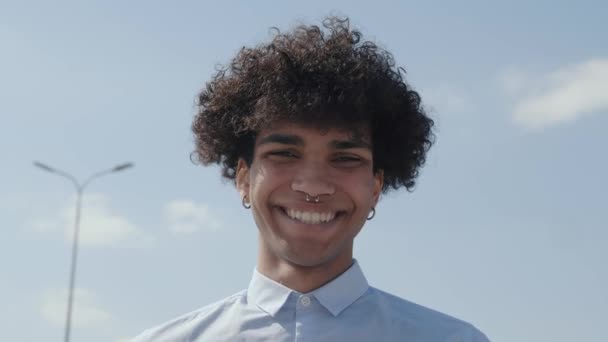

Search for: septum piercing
xmin=305 ymin=194 xmax=320 ymax=203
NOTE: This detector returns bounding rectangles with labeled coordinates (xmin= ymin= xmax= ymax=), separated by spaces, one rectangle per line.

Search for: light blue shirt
xmin=133 ymin=261 xmax=489 ymax=341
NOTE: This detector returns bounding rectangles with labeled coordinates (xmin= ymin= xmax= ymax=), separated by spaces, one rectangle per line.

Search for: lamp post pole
xmin=34 ymin=161 xmax=133 ymax=342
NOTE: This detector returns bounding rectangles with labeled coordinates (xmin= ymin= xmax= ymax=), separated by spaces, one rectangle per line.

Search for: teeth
xmin=286 ymin=208 xmax=336 ymax=224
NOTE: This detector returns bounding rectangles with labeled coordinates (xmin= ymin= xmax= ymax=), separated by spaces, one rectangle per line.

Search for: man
xmin=134 ymin=17 xmax=489 ymax=342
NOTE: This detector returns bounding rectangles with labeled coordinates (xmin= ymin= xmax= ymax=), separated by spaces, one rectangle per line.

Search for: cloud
xmin=40 ymin=288 xmax=111 ymax=328
xmin=501 ymin=58 xmax=608 ymax=129
xmin=165 ymin=200 xmax=222 ymax=234
xmin=28 ymin=193 xmax=151 ymax=248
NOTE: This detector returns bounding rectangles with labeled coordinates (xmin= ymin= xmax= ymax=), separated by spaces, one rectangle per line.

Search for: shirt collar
xmin=247 ymin=268 xmax=293 ymax=317
xmin=311 ymin=260 xmax=369 ymax=317
xmin=247 ymin=260 xmax=369 ymax=318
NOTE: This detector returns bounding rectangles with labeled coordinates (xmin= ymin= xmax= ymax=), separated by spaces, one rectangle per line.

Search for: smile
xmin=281 ymin=208 xmax=339 ymax=224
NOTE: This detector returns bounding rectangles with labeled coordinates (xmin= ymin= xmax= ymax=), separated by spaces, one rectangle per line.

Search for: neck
xmin=257 ymin=241 xmax=354 ymax=293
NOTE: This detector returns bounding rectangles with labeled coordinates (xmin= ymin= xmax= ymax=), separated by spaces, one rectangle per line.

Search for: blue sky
xmin=1 ymin=1 xmax=607 ymax=341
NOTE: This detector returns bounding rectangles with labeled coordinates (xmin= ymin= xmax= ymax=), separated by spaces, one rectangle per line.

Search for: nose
xmin=290 ymin=161 xmax=336 ymax=197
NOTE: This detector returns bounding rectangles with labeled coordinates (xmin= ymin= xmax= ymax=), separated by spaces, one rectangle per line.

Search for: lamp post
xmin=34 ymin=161 xmax=133 ymax=342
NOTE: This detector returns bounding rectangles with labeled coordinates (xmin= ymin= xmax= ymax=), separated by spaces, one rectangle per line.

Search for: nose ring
xmin=305 ymin=194 xmax=320 ymax=203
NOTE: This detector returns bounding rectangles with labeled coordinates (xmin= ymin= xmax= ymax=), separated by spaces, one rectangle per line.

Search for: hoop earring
xmin=367 ymin=207 xmax=376 ymax=220
xmin=242 ymin=196 xmax=251 ymax=209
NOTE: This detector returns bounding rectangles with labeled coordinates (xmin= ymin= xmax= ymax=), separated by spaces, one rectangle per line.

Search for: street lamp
xmin=33 ymin=161 xmax=134 ymax=342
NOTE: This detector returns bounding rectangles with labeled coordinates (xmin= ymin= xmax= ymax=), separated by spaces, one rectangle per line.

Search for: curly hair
xmin=192 ymin=17 xmax=434 ymax=193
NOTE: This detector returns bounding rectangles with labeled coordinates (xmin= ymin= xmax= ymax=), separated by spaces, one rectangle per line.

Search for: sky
xmin=1 ymin=0 xmax=607 ymax=341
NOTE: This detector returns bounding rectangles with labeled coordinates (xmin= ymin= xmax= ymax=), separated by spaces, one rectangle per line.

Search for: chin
xmin=280 ymin=245 xmax=348 ymax=269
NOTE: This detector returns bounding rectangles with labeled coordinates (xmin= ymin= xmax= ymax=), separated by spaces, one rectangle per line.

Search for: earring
xmin=367 ymin=207 xmax=376 ymax=220
xmin=242 ymin=196 xmax=251 ymax=209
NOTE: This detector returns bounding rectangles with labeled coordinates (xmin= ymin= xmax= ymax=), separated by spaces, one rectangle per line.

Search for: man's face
xmin=236 ymin=121 xmax=383 ymax=270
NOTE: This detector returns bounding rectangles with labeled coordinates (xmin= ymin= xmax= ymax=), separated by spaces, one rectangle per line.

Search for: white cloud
xmin=501 ymin=58 xmax=608 ymax=129
xmin=165 ymin=200 xmax=222 ymax=234
xmin=28 ymin=193 xmax=151 ymax=248
xmin=40 ymin=288 xmax=111 ymax=328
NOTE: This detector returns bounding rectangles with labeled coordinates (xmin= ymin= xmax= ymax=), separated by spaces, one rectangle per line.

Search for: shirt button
xmin=300 ymin=296 xmax=311 ymax=307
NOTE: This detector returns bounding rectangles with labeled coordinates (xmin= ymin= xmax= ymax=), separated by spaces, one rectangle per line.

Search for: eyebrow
xmin=257 ymin=134 xmax=304 ymax=146
xmin=329 ymin=139 xmax=371 ymax=150
xmin=257 ymin=133 xmax=371 ymax=149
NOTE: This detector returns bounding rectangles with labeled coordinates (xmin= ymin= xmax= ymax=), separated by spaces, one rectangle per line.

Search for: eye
xmin=332 ymin=154 xmax=365 ymax=166
xmin=267 ymin=150 xmax=299 ymax=159
xmin=334 ymin=155 xmax=361 ymax=162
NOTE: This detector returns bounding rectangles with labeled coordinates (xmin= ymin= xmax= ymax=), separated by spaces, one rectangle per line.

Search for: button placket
xmin=294 ymin=295 xmax=313 ymax=341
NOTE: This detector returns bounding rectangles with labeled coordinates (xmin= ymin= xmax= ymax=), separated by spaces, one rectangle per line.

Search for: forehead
xmin=255 ymin=121 xmax=372 ymax=145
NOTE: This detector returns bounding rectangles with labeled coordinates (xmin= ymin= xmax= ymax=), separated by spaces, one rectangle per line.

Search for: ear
xmin=236 ymin=158 xmax=251 ymax=199
xmin=372 ymin=169 xmax=384 ymax=206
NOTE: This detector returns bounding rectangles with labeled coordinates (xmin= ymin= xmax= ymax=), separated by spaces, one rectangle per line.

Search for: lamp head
xmin=113 ymin=163 xmax=134 ymax=172
xmin=33 ymin=161 xmax=55 ymax=173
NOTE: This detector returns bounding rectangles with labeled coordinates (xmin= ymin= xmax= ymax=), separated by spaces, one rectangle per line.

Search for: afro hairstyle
xmin=192 ymin=16 xmax=435 ymax=193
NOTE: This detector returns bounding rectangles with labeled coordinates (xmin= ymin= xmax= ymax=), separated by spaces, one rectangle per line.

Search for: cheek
xmin=336 ymin=169 xmax=377 ymax=194
xmin=350 ymin=179 xmax=379 ymax=210
xmin=249 ymin=164 xmax=290 ymax=198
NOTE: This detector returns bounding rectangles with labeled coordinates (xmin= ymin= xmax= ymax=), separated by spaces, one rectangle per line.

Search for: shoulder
xmin=363 ymin=287 xmax=490 ymax=341
xmin=131 ymin=290 xmax=247 ymax=342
